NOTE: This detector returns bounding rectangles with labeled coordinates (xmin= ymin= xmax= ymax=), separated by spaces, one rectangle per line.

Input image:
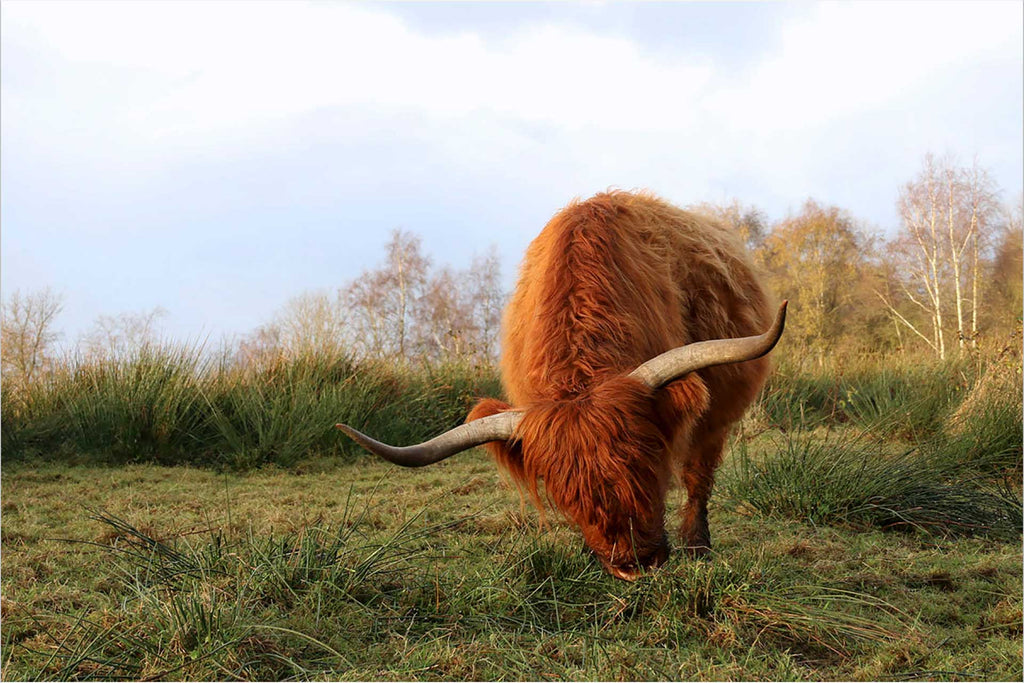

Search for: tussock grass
xmin=725 ymin=360 xmax=1022 ymax=540
xmin=758 ymin=356 xmax=980 ymax=440
xmin=2 ymin=347 xmax=501 ymax=468
xmin=5 ymin=346 xmax=1018 ymax=476
xmin=940 ymin=362 xmax=1024 ymax=472
xmin=1 ymin=345 xmax=211 ymax=463
xmin=724 ymin=433 xmax=1021 ymax=539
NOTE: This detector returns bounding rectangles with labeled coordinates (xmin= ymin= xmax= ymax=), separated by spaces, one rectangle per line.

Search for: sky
xmin=2 ymin=0 xmax=1022 ymax=348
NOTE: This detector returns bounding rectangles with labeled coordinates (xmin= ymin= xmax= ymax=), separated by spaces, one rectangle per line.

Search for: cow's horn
xmin=629 ymin=301 xmax=787 ymax=389
xmin=336 ymin=410 xmax=523 ymax=467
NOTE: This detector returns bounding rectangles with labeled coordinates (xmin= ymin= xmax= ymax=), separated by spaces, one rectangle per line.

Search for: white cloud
xmin=2 ymin=0 xmax=714 ymax=157
xmin=3 ymin=0 xmax=1019 ymax=189
xmin=2 ymin=0 xmax=1020 ymax=341
xmin=709 ymin=1 xmax=1021 ymax=131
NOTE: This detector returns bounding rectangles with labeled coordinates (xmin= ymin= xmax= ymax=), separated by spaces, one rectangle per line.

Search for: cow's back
xmin=500 ymin=191 xmax=773 ymax=408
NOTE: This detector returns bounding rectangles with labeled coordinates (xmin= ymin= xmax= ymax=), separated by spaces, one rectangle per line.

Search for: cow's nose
xmin=609 ymin=565 xmax=641 ymax=582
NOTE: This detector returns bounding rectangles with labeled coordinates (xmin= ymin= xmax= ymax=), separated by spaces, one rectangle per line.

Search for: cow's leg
xmin=677 ymin=428 xmax=728 ymax=558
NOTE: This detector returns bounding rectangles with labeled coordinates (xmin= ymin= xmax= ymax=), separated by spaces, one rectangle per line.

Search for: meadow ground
xmin=2 ymin=432 xmax=1021 ymax=681
xmin=2 ymin=351 xmax=1021 ymax=680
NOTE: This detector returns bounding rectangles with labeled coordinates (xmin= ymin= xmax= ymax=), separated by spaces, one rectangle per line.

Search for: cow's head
xmin=337 ymin=302 xmax=786 ymax=580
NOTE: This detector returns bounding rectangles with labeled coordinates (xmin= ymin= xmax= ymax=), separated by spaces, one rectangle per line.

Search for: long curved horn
xmin=336 ymin=410 xmax=523 ymax=468
xmin=629 ymin=301 xmax=787 ymax=389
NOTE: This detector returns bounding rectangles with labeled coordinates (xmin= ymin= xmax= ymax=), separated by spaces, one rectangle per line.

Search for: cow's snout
xmin=603 ymin=534 xmax=669 ymax=581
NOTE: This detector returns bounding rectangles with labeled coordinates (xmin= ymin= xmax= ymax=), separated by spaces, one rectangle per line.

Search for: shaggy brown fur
xmin=468 ymin=190 xmax=774 ymax=579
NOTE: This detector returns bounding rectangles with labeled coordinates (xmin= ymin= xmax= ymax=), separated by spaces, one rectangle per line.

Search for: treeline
xmin=1 ymin=232 xmax=505 ymax=399
xmin=235 ymin=232 xmax=504 ymax=366
xmin=3 ymin=153 xmax=1020 ymax=388
xmin=691 ymin=154 xmax=1021 ymax=363
xmin=2 ymin=153 xmax=1022 ymax=468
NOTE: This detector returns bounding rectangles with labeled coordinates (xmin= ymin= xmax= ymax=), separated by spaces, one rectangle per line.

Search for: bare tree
xmin=418 ymin=266 xmax=473 ymax=360
xmin=689 ymin=199 xmax=768 ymax=253
xmin=81 ymin=307 xmax=168 ymax=359
xmin=231 ymin=289 xmax=351 ymax=365
xmin=890 ymin=154 xmax=950 ymax=358
xmin=341 ymin=231 xmax=505 ymax=363
xmin=1 ymin=287 xmax=65 ymax=386
xmin=276 ymin=290 xmax=350 ymax=355
xmin=234 ymin=229 xmax=504 ymax=364
xmin=388 ymin=230 xmax=431 ymax=358
xmin=345 ymin=270 xmax=393 ymax=359
xmin=939 ymin=158 xmax=997 ymax=350
xmin=942 ymin=162 xmax=969 ymax=350
xmin=466 ymin=246 xmax=505 ymax=361
xmin=344 ymin=229 xmax=430 ymax=360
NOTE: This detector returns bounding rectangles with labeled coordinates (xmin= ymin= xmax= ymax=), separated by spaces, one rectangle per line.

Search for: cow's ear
xmin=653 ymin=373 xmax=710 ymax=441
xmin=467 ymin=397 xmax=513 ymax=422
xmin=467 ymin=398 xmax=525 ymax=481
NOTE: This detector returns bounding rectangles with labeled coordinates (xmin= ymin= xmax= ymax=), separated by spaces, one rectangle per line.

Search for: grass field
xmin=1 ymin=353 xmax=1021 ymax=680
xmin=3 ymin=444 xmax=1021 ymax=679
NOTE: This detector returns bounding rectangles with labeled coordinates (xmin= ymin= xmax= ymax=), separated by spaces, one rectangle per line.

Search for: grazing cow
xmin=338 ymin=191 xmax=784 ymax=580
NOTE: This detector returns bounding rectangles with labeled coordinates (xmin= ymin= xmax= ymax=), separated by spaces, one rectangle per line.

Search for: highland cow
xmin=338 ymin=191 xmax=785 ymax=580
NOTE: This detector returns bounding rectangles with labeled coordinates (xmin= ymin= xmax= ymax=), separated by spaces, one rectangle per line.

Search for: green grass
xmin=1 ymin=348 xmax=501 ymax=468
xmin=3 ymin=440 xmax=1020 ymax=680
xmin=757 ymin=356 xmax=979 ymax=440
xmin=2 ymin=351 xmax=1020 ymax=679
xmin=3 ymin=344 xmax=1013 ymax=472
xmin=725 ymin=359 xmax=1022 ymax=540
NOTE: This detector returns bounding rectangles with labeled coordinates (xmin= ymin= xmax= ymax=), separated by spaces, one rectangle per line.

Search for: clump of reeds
xmin=758 ymin=355 xmax=975 ymax=439
xmin=939 ymin=360 xmax=1023 ymax=471
xmin=1 ymin=344 xmax=501 ymax=468
xmin=724 ymin=364 xmax=1022 ymax=540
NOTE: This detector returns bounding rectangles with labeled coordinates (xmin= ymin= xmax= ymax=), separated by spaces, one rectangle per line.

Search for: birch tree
xmin=344 ymin=229 xmax=430 ymax=360
xmin=413 ymin=249 xmax=504 ymax=362
xmin=884 ymin=154 xmax=1001 ymax=357
xmin=465 ymin=246 xmax=505 ymax=360
xmin=417 ymin=266 xmax=473 ymax=360
xmin=891 ymin=154 xmax=949 ymax=358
